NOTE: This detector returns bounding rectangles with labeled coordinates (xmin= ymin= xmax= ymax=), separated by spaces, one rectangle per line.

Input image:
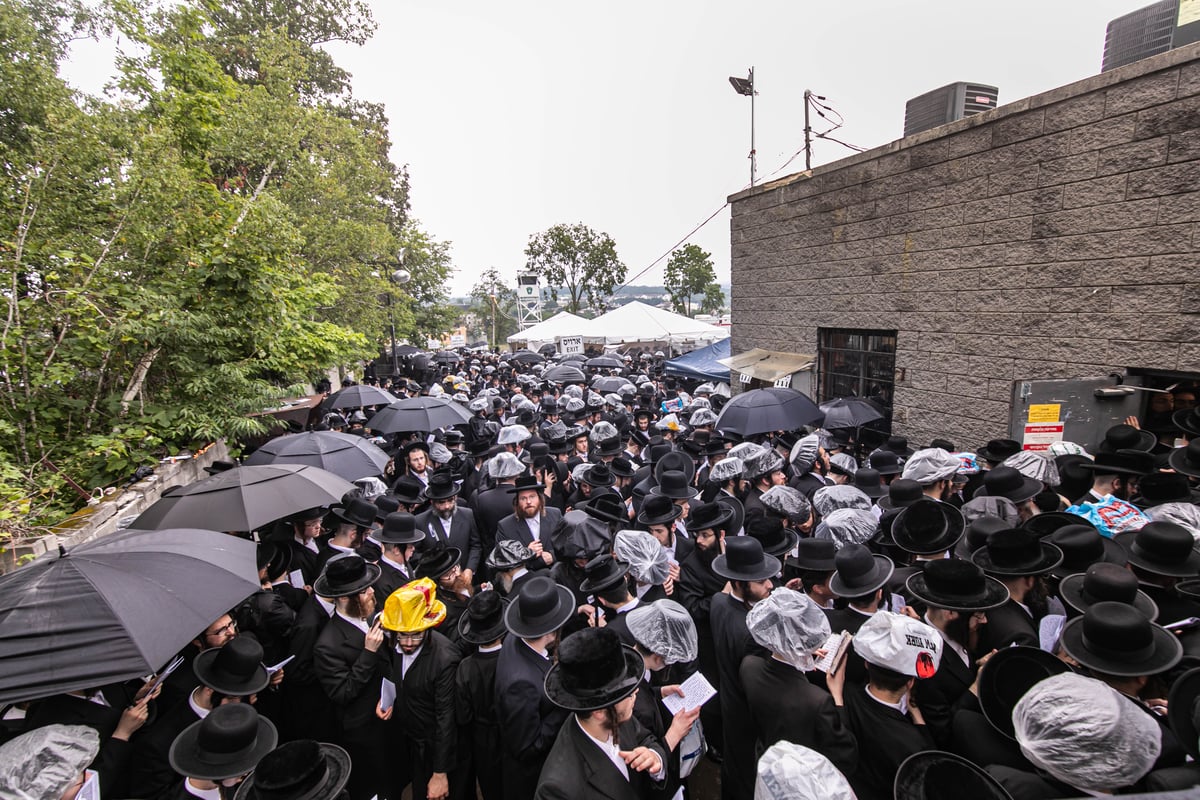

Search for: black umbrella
xmin=510 ymin=350 xmax=545 ymax=365
xmin=818 ymin=397 xmax=885 ymax=430
xmin=243 ymin=431 xmax=390 ymax=481
xmin=130 ymin=464 xmax=355 ymax=532
xmin=585 ymin=355 xmax=624 ymax=369
xmin=538 ymin=343 xmax=558 ymax=355
xmin=591 ymin=375 xmax=634 ymax=393
xmin=366 ymin=396 xmax=473 ymax=434
xmin=0 ymin=528 xmax=260 ymax=704
xmin=714 ymin=387 xmax=824 ymax=437
xmin=434 ymin=351 xmax=461 ymax=364
xmin=558 ymin=353 xmax=588 ymax=363
xmin=324 ymin=384 xmax=399 ymax=410
xmin=542 ymin=365 xmax=587 ymax=385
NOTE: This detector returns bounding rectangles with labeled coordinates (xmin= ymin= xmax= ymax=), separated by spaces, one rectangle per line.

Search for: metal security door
xmin=1007 ymin=376 xmax=1145 ymax=451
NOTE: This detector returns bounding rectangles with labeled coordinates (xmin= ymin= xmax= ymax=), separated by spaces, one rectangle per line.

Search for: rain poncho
xmin=710 ymin=457 xmax=745 ymax=483
xmin=812 ymin=485 xmax=873 ymax=517
xmin=626 ymin=599 xmax=698 ymax=664
xmin=1003 ymin=450 xmax=1060 ymax=486
xmin=953 ymin=452 xmax=982 ymax=475
xmin=789 ymin=434 xmax=821 ymax=473
xmin=1066 ymin=495 xmax=1150 ymax=538
xmin=0 ymin=725 xmax=99 ymax=800
xmin=690 ymin=408 xmax=718 ymax=427
xmin=728 ymin=441 xmax=765 ymax=463
xmin=1047 ymin=441 xmax=1092 ymax=459
xmin=487 ymin=452 xmax=525 ymax=480
xmin=551 ymin=510 xmax=614 ymax=561
xmin=829 ymin=452 xmax=858 ymax=477
xmin=902 ymin=448 xmax=962 ymax=485
xmin=817 ymin=508 xmax=878 ymax=549
xmin=589 ymin=421 xmax=619 ymax=444
xmin=1149 ymin=502 xmax=1200 ymax=540
xmin=745 ymin=588 xmax=830 ymax=671
xmin=745 ymin=449 xmax=784 ymax=479
xmin=614 ymin=530 xmax=672 ymax=586
xmin=429 ymin=442 xmax=453 ymax=465
xmin=754 ymin=742 xmax=856 ymax=800
xmin=760 ymin=486 xmax=812 ymax=524
xmin=498 ymin=425 xmax=531 ymax=445
xmin=960 ymin=495 xmax=1021 ymax=525
xmin=1014 ymin=672 xmax=1160 ymax=791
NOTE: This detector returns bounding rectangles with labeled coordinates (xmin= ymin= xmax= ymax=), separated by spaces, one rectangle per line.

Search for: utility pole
xmin=490 ymin=278 xmax=497 ymax=349
xmin=803 ymin=88 xmax=812 ymax=171
xmin=728 ymin=68 xmax=757 ymax=187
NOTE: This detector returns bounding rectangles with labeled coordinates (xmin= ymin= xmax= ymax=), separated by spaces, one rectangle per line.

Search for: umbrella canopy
xmin=542 ymin=365 xmax=587 ymax=385
xmin=714 ymin=387 xmax=825 ymax=437
xmin=818 ymin=397 xmax=885 ymax=430
xmin=324 ymin=384 xmax=399 ymax=410
xmin=130 ymin=465 xmax=354 ymax=532
xmin=558 ymin=353 xmax=588 ymax=363
xmin=433 ymin=351 xmax=461 ymax=363
xmin=510 ymin=350 xmax=545 ymax=365
xmin=592 ymin=375 xmax=634 ymax=393
xmin=243 ymin=431 xmax=389 ymax=481
xmin=0 ymin=528 xmax=260 ymax=704
xmin=585 ymin=355 xmax=624 ymax=369
xmin=366 ymin=395 xmax=473 ymax=434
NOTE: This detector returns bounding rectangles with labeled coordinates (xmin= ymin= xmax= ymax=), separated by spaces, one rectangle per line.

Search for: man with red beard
xmin=496 ymin=474 xmax=563 ymax=568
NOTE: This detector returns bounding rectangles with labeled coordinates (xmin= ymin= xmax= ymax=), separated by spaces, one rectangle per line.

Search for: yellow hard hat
xmin=380 ymin=577 xmax=447 ymax=633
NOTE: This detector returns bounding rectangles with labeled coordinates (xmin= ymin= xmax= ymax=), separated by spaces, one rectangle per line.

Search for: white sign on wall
xmin=560 ymin=336 xmax=583 ymax=355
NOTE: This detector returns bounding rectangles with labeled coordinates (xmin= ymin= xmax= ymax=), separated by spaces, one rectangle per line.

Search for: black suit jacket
xmin=416 ymin=506 xmax=483 ymax=573
xmin=128 ymin=694 xmax=202 ymax=800
xmin=496 ymin=508 xmax=563 ymax=556
xmin=914 ymin=635 xmax=976 ymax=748
xmin=373 ymin=558 xmax=413 ymax=607
xmin=473 ymin=485 xmax=520 ymax=550
xmin=285 ymin=538 xmax=322 ymax=586
xmin=313 ymin=613 xmax=388 ymax=729
xmin=843 ymin=687 xmax=937 ymax=800
xmin=975 ymin=599 xmax=1038 ymax=655
xmin=495 ymin=634 xmax=570 ymax=800
xmin=384 ymin=629 xmax=460 ymax=774
xmin=534 ymin=714 xmax=666 ymax=800
xmin=710 ymin=592 xmax=765 ymax=800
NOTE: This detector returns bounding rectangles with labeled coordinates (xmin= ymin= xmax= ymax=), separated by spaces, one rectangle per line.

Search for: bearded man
xmin=496 ymin=474 xmax=563 ymax=568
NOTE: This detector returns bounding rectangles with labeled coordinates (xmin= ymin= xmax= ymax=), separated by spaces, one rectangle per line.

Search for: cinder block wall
xmin=730 ymin=43 xmax=1200 ymax=448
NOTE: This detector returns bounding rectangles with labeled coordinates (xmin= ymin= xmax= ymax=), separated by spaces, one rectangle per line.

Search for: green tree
xmin=524 ymin=223 xmax=626 ymax=315
xmin=663 ymin=244 xmax=724 ymax=316
xmin=468 ymin=268 xmax=520 ymax=348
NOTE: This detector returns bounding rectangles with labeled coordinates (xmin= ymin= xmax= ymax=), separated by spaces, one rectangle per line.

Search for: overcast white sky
xmin=67 ymin=1 xmax=1151 ymax=295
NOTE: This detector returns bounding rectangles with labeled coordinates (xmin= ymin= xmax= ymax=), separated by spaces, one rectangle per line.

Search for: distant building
xmin=903 ymin=83 xmax=999 ymax=137
xmin=1103 ymin=0 xmax=1178 ymax=71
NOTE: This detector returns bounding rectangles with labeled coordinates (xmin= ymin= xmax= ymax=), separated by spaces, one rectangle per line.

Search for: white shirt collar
xmin=478 ymin=642 xmax=503 ymax=653
xmin=575 ymin=717 xmax=630 ymax=781
xmin=399 ymin=644 xmax=424 ymax=678
xmin=614 ymin=597 xmax=641 ymax=615
xmin=865 ymin=684 xmax=909 ymax=715
xmin=184 ymin=779 xmax=222 ymax=800
xmin=522 ymin=637 xmax=550 ymax=660
xmin=295 ymin=533 xmax=319 ymax=553
xmin=336 ymin=610 xmax=371 ymax=634
xmin=188 ymin=688 xmax=211 ymax=719
xmin=511 ymin=566 xmax=529 ymax=581
xmin=381 ymin=553 xmax=410 ymax=575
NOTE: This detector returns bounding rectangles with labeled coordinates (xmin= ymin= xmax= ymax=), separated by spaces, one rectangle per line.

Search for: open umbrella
xmin=324 ymin=384 xmax=399 ymax=410
xmin=558 ymin=353 xmax=588 ymax=363
xmin=366 ymin=396 xmax=473 ymax=434
xmin=0 ymin=528 xmax=260 ymax=704
xmin=510 ymin=350 xmax=545 ymax=365
xmin=714 ymin=387 xmax=824 ymax=437
xmin=592 ymin=375 xmax=634 ymax=393
xmin=433 ymin=351 xmax=461 ymax=364
xmin=585 ymin=355 xmax=624 ymax=369
xmin=818 ymin=397 xmax=885 ymax=430
xmin=243 ymin=431 xmax=389 ymax=481
xmin=542 ymin=365 xmax=587 ymax=385
xmin=130 ymin=464 xmax=354 ymax=532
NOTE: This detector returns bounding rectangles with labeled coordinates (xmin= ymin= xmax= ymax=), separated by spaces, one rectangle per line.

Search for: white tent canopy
xmin=506 ymin=311 xmax=595 ymax=350
xmin=589 ymin=301 xmax=729 ymax=347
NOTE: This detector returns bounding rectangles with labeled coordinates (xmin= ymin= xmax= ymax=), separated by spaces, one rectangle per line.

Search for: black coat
xmin=312 ymin=614 xmax=388 ymax=730
xmin=473 ymin=485 xmax=520 ymax=552
xmin=285 ymin=538 xmax=323 ymax=587
xmin=913 ymin=634 xmax=976 ymax=747
xmin=975 ymin=599 xmax=1038 ymax=655
xmin=128 ymin=694 xmax=202 ymax=800
xmin=739 ymin=655 xmax=858 ymax=777
xmin=496 ymin=508 xmax=564 ymax=556
xmin=495 ymin=634 xmax=570 ymax=800
xmin=455 ymin=649 xmax=503 ymax=800
xmin=842 ymin=687 xmax=937 ymax=800
xmin=710 ymin=592 xmax=764 ymax=800
xmin=373 ymin=557 xmax=414 ymax=607
xmin=416 ymin=506 xmax=483 ymax=574
xmin=24 ymin=692 xmax=134 ymax=798
xmin=384 ymin=629 xmax=460 ymax=775
xmin=534 ymin=714 xmax=666 ymax=800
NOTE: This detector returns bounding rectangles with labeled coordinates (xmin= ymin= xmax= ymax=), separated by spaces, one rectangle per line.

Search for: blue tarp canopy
xmin=663 ymin=337 xmax=730 ymax=383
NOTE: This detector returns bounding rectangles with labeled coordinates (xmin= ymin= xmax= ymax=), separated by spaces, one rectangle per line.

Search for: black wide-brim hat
xmin=787 ymin=538 xmax=838 ymax=572
xmin=458 ymin=591 xmax=510 ymax=645
xmin=654 ymin=450 xmax=696 ymax=487
xmin=170 ymin=704 xmax=278 ymax=781
xmin=1168 ymin=666 xmax=1200 ymax=760
xmin=905 ymin=560 xmax=1010 ymax=612
xmin=577 ymin=491 xmax=629 ymax=524
xmin=414 ymin=546 xmax=461 ymax=581
xmin=971 ymin=533 xmax=1064 ymax=577
xmin=193 ymin=637 xmax=271 ymax=697
xmin=651 ymin=470 xmax=699 ymax=500
xmin=1174 ymin=407 xmax=1200 ymax=439
xmin=233 ymin=740 xmax=352 ymax=800
xmin=891 ymin=499 xmax=965 ymax=555
xmin=1095 ymin=423 xmax=1157 ymax=454
xmin=748 ymin=521 xmax=800 ymax=560
xmin=715 ymin=494 xmax=745 ymax=537
xmin=580 ymin=554 xmax=631 ymax=595
xmin=829 ymin=549 xmax=895 ymax=598
xmin=636 ymin=495 xmax=682 ymax=527
xmin=377 ymin=512 xmax=425 ymax=545
xmin=1168 ymin=440 xmax=1200 ymax=479
xmin=1058 ymin=566 xmax=1158 ymax=620
xmin=328 ymin=498 xmax=377 ymax=528
xmin=684 ymin=501 xmax=733 ymax=534
xmin=1018 ymin=511 xmax=1093 ymax=538
xmin=1115 ymin=522 xmax=1200 ymax=578
xmin=422 ymin=474 xmax=461 ymax=501
xmin=977 ymin=646 xmax=1070 ymax=740
xmin=712 ymin=537 xmax=781 ymax=582
xmin=313 ymin=553 xmax=382 ymax=597
xmin=1059 ymin=601 xmax=1182 ymax=678
xmin=876 ymin=478 xmax=922 ymax=512
xmin=544 ymin=633 xmax=644 ymax=713
xmin=1043 ymin=523 xmax=1126 ymax=577
xmin=895 ymin=751 xmax=1015 ymax=800
xmin=504 ymin=575 xmax=576 ymax=638
xmin=976 ymin=438 xmax=1022 ymax=464
xmin=976 ymin=466 xmax=1043 ymax=504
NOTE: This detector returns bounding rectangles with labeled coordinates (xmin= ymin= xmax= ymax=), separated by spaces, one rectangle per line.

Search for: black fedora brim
xmin=580 ymin=562 xmax=632 ymax=595
xmin=170 ymin=716 xmax=278 ymax=780
xmin=1057 ymin=573 xmax=1158 ymax=620
xmin=1076 ymin=461 xmax=1154 ymax=477
xmin=1096 ymin=428 xmax=1158 ymax=453
xmin=655 ymin=452 xmax=696 ymax=486
xmin=712 ymin=551 xmax=781 ymax=582
xmin=1169 ymin=666 xmax=1200 ymax=760
xmin=505 ymin=481 xmax=546 ymax=493
xmin=1114 ymin=532 xmax=1200 ymax=578
xmin=830 ymin=554 xmax=895 ymax=598
xmin=684 ymin=505 xmax=733 ymax=534
xmin=876 ymin=495 xmax=917 ymax=512
xmin=329 ymin=507 xmax=375 ymax=528
xmin=423 ymin=486 xmax=461 ymax=501
xmin=857 ymin=484 xmax=887 ymax=499
xmin=892 ymin=503 xmax=965 ymax=556
xmin=1132 ymin=488 xmax=1200 ymax=508
xmin=977 ymin=474 xmax=1043 ymax=504
xmin=971 ymin=542 xmax=1064 ymax=577
xmin=636 ymin=507 xmax=682 ymax=527
xmin=1168 ymin=447 xmax=1200 ymax=479
xmin=651 ymin=485 xmax=699 ymax=501
xmin=377 ymin=529 xmax=425 ymax=545
xmin=1059 ymin=615 xmax=1182 ymax=678
xmin=416 ymin=547 xmax=462 ymax=581
xmin=1019 ymin=512 xmax=1094 ymax=538
xmin=1176 ymin=579 xmax=1200 ymax=601
xmin=786 ymin=553 xmax=838 ymax=572
xmin=1049 ymin=535 xmax=1128 ymax=578
xmin=895 ymin=750 xmax=1013 ymax=800
xmin=904 ymin=571 xmax=1009 ymax=612
xmin=313 ymin=561 xmax=382 ymax=597
xmin=977 ymin=646 xmax=1069 ymax=740
xmin=503 ymin=583 xmax=577 ymax=638
xmin=458 ymin=598 xmax=511 ymax=645
xmin=192 ymin=650 xmax=271 ymax=697
xmin=1172 ymin=410 xmax=1200 ymax=438
xmin=233 ymin=743 xmax=352 ymax=800
xmin=756 ymin=528 xmax=801 ymax=560
xmin=543 ymin=645 xmax=644 ymax=713
xmin=715 ymin=495 xmax=745 ymax=536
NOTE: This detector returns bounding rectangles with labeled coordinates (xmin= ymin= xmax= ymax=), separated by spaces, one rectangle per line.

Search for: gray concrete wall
xmin=730 ymin=43 xmax=1200 ymax=448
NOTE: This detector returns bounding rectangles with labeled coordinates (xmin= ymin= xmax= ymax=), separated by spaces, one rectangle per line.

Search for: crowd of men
xmin=5 ymin=351 xmax=1200 ymax=800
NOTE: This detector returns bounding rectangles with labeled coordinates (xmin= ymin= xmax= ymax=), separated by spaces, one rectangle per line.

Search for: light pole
xmin=729 ymin=68 xmax=757 ymax=186
xmin=371 ymin=249 xmax=409 ymax=379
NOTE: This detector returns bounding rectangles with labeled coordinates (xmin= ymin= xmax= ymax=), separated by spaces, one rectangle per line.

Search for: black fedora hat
xmin=976 ymin=466 xmax=1042 ymax=504
xmin=1095 ymin=423 xmax=1157 ymax=454
xmin=414 ymin=544 xmax=462 ymax=581
xmin=869 ymin=450 xmax=903 ymax=476
xmin=976 ymin=438 xmax=1022 ymax=464
xmin=712 ymin=536 xmax=780 ymax=582
xmin=1059 ymin=601 xmax=1182 ymax=677
xmin=876 ymin=478 xmax=922 ymax=512
xmin=654 ymin=450 xmax=697 ymax=486
xmin=503 ymin=575 xmax=576 ymax=638
xmin=546 ymin=436 xmax=572 ymax=455
xmin=787 ymin=538 xmax=838 ymax=572
xmin=467 ymin=437 xmax=494 ymax=458
xmin=233 ymin=739 xmax=351 ymax=800
xmin=1059 ymin=563 xmax=1158 ymax=620
xmin=1115 ymin=520 xmax=1200 ymax=578
xmin=1168 ymin=666 xmax=1200 ymax=760
xmin=972 ymin=529 xmax=1063 ymax=577
xmin=377 ymin=512 xmax=425 ymax=546
xmin=591 ymin=436 xmax=624 ymax=458
xmin=578 ymin=491 xmax=629 ymax=525
xmin=391 ymin=476 xmax=425 ymax=505
xmin=684 ymin=501 xmax=733 ymax=534
xmin=905 ymin=559 xmax=1009 ymax=612
xmin=650 ymin=470 xmax=698 ymax=501
xmin=256 ymin=542 xmax=292 ymax=582
xmin=170 ymin=703 xmax=278 ymax=781
xmin=636 ymin=493 xmax=682 ymax=527
xmin=977 ymin=647 xmax=1069 ymax=740
xmin=459 ymin=590 xmax=510 ymax=645
xmin=745 ymin=513 xmax=800 ymax=560
xmin=1018 ymin=511 xmax=1093 ymax=538
xmin=1132 ymin=470 xmax=1200 ymax=508
xmin=373 ymin=495 xmax=400 ymax=521
xmin=895 ymin=751 xmax=1014 ymax=800
xmin=882 ymin=435 xmax=915 ymax=457
xmin=1168 ymin=439 xmax=1200 ymax=479
xmin=1043 ymin=524 xmax=1126 ymax=577
xmin=829 ymin=544 xmax=894 ymax=598
xmin=403 ymin=439 xmax=432 ymax=456
xmin=286 ymin=506 xmax=326 ymax=525
xmin=505 ymin=473 xmax=546 ymax=494
xmin=1174 ymin=407 xmax=1200 ymax=439
xmin=715 ymin=494 xmax=745 ymax=538
xmin=313 ymin=552 xmax=382 ymax=598
xmin=193 ymin=636 xmax=270 ymax=696
xmin=701 ymin=438 xmax=729 ymax=458
xmin=852 ymin=467 xmax=886 ymax=499
xmin=891 ymin=499 xmax=965 ymax=555
xmin=543 ymin=627 xmax=644 ymax=712
xmin=519 ymin=441 xmax=551 ymax=465
xmin=422 ymin=469 xmax=461 ymax=501
xmin=1077 ymin=449 xmax=1156 ymax=477
xmin=328 ymin=498 xmax=377 ymax=528
xmin=580 ymin=463 xmax=615 ymax=488
xmin=609 ymin=457 xmax=637 ymax=479
xmin=579 ymin=554 xmax=631 ymax=595
xmin=954 ymin=515 xmax=1010 ymax=560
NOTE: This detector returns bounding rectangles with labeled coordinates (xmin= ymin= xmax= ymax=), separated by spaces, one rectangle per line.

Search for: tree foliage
xmin=468 ymin=268 xmax=520 ymax=348
xmin=524 ymin=223 xmax=626 ymax=315
xmin=663 ymin=244 xmax=724 ymax=317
